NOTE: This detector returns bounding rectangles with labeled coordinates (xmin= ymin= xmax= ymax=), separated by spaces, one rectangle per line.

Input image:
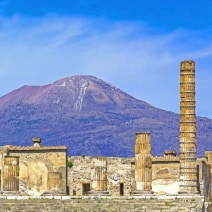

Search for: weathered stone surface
xmin=3 ymin=156 xmax=19 ymax=192
xmin=68 ymin=152 xmax=212 ymax=198
xmin=0 ymin=140 xmax=67 ymax=196
xmin=68 ymin=156 xmax=132 ymax=196
xmin=89 ymin=157 xmax=108 ymax=193
xmin=152 ymin=153 xmax=180 ymax=194
xmin=133 ymin=132 xmax=152 ymax=194
xmin=179 ymin=60 xmax=198 ymax=194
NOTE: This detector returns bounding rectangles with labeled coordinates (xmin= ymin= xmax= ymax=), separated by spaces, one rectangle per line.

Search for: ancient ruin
xmin=1 ymin=60 xmax=212 ymax=210
xmin=133 ymin=132 xmax=153 ymax=195
xmin=67 ymin=60 xmax=211 ymax=199
xmin=88 ymin=157 xmax=110 ymax=196
xmin=0 ymin=138 xmax=67 ymax=195
xmin=179 ymin=60 xmax=198 ymax=194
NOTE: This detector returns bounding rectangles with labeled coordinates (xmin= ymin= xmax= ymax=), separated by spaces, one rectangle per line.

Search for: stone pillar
xmin=88 ymin=157 xmax=109 ymax=196
xmin=3 ymin=156 xmax=19 ymax=193
xmin=179 ymin=60 xmax=199 ymax=194
xmin=204 ymin=152 xmax=212 ymax=199
xmin=133 ymin=132 xmax=153 ymax=195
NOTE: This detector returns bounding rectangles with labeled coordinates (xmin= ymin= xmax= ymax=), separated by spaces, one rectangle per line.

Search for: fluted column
xmin=133 ymin=132 xmax=153 ymax=195
xmin=88 ymin=157 xmax=109 ymax=196
xmin=3 ymin=156 xmax=19 ymax=192
xmin=179 ymin=60 xmax=199 ymax=194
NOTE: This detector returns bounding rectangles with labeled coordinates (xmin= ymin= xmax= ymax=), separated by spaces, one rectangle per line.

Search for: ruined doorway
xmin=82 ymin=183 xmax=90 ymax=196
xmin=120 ymin=183 xmax=124 ymax=196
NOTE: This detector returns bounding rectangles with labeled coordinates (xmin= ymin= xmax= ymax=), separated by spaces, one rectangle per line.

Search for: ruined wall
xmin=107 ymin=157 xmax=132 ymax=196
xmin=0 ymin=145 xmax=211 ymax=197
xmin=68 ymin=156 xmax=91 ymax=196
xmin=204 ymin=151 xmax=212 ymax=199
xmin=69 ymin=155 xmax=181 ymax=196
xmin=197 ymin=158 xmax=210 ymax=198
xmin=152 ymin=156 xmax=180 ymax=194
xmin=68 ymin=154 xmax=212 ymax=197
xmin=0 ymin=146 xmax=11 ymax=192
xmin=7 ymin=147 xmax=67 ymax=195
xmin=68 ymin=156 xmax=132 ymax=196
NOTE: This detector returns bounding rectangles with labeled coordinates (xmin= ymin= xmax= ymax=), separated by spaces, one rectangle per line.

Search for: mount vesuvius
xmin=0 ymin=75 xmax=212 ymax=157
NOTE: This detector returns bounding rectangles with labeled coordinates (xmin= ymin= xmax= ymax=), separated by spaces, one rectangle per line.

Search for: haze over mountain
xmin=0 ymin=75 xmax=212 ymax=157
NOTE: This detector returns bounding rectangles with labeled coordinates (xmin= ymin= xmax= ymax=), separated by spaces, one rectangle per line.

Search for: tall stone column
xmin=3 ymin=156 xmax=19 ymax=193
xmin=179 ymin=60 xmax=199 ymax=194
xmin=133 ymin=132 xmax=153 ymax=195
xmin=88 ymin=157 xmax=109 ymax=196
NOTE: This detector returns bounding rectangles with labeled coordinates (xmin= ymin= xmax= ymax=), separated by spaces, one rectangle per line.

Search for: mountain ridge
xmin=0 ymin=75 xmax=212 ymax=157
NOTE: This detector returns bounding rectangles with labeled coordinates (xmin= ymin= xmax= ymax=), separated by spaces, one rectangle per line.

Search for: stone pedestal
xmin=88 ymin=157 xmax=110 ymax=196
xmin=132 ymin=190 xmax=153 ymax=195
xmin=88 ymin=191 xmax=110 ymax=196
xmin=132 ymin=133 xmax=153 ymax=195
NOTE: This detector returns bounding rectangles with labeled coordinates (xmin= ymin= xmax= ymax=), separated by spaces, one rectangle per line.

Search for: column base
xmin=41 ymin=190 xmax=66 ymax=196
xmin=1 ymin=191 xmax=20 ymax=196
xmin=178 ymin=191 xmax=200 ymax=196
xmin=88 ymin=191 xmax=110 ymax=196
xmin=132 ymin=190 xmax=154 ymax=196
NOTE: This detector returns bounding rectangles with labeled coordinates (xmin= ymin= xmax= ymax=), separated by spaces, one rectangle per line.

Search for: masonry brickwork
xmin=0 ymin=139 xmax=67 ymax=196
xmin=68 ymin=151 xmax=212 ymax=199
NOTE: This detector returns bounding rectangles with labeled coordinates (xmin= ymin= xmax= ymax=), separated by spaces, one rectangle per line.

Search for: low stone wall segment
xmin=0 ymin=195 xmax=208 ymax=212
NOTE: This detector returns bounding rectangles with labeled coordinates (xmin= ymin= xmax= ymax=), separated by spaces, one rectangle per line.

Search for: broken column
xmin=179 ymin=60 xmax=199 ymax=194
xmin=88 ymin=157 xmax=109 ymax=196
xmin=3 ymin=156 xmax=19 ymax=194
xmin=133 ymin=132 xmax=153 ymax=195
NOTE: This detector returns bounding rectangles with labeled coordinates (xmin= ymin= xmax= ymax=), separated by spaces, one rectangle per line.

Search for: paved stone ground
xmin=0 ymin=195 xmax=207 ymax=212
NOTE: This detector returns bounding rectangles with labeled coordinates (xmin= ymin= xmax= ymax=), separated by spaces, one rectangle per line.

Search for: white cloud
xmin=0 ymin=15 xmax=212 ymax=117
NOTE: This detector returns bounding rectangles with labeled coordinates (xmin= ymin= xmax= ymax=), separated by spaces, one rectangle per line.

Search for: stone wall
xmin=0 ymin=144 xmax=67 ymax=196
xmin=107 ymin=157 xmax=132 ymax=196
xmin=68 ymin=156 xmax=91 ymax=196
xmin=68 ymin=156 xmax=132 ymax=196
xmin=152 ymin=155 xmax=180 ymax=194
xmin=0 ymin=147 xmax=8 ymax=191
xmin=203 ymin=152 xmax=212 ymax=199
xmin=68 ymin=154 xmax=212 ymax=197
xmin=1 ymin=144 xmax=212 ymax=198
xmin=69 ymin=155 xmax=179 ymax=196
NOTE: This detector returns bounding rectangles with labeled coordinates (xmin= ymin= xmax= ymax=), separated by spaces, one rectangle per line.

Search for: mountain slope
xmin=0 ymin=75 xmax=212 ymax=157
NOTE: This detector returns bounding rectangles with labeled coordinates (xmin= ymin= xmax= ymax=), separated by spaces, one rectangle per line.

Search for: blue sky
xmin=0 ymin=0 xmax=212 ymax=117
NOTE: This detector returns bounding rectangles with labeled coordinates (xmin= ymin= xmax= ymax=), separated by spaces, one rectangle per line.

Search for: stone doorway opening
xmin=82 ymin=183 xmax=90 ymax=196
xmin=120 ymin=183 xmax=124 ymax=196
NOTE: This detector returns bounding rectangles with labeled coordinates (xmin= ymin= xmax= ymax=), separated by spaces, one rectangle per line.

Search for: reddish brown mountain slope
xmin=0 ymin=75 xmax=211 ymax=157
